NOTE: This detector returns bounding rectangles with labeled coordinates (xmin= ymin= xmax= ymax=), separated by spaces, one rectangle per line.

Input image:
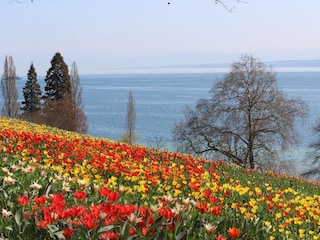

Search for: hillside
xmin=0 ymin=116 xmax=319 ymax=239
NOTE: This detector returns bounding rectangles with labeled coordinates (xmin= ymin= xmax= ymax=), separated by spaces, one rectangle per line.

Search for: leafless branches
xmin=173 ymin=55 xmax=308 ymax=170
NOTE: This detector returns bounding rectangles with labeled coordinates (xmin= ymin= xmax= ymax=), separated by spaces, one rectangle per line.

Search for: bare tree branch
xmin=173 ymin=54 xmax=308 ymax=171
xmin=1 ymin=56 xmax=20 ymax=118
xmin=214 ymin=0 xmax=246 ymax=12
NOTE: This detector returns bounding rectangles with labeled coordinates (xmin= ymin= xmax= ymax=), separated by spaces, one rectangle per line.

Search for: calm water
xmin=6 ymin=71 xmax=320 ymax=173
xmin=80 ymin=72 xmax=320 ymax=146
xmin=81 ymin=73 xmax=219 ymax=147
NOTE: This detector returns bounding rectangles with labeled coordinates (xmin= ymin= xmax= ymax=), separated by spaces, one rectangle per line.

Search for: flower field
xmin=0 ymin=116 xmax=319 ymax=239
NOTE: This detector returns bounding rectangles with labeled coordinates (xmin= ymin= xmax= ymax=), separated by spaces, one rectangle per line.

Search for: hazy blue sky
xmin=1 ymin=0 xmax=320 ymax=75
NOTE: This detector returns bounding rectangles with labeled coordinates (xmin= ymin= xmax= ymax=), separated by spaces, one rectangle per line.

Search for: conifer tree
xmin=43 ymin=52 xmax=71 ymax=100
xmin=1 ymin=55 xmax=20 ymax=118
xmin=42 ymin=52 xmax=75 ymax=131
xmin=21 ymin=63 xmax=42 ymax=114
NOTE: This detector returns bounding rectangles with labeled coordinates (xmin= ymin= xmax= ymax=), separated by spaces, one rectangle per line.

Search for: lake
xmin=7 ymin=71 xmax=320 ymax=174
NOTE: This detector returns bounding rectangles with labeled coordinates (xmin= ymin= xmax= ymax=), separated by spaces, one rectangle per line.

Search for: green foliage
xmin=40 ymin=52 xmax=88 ymax=133
xmin=21 ymin=63 xmax=42 ymax=114
xmin=44 ymin=52 xmax=71 ymax=101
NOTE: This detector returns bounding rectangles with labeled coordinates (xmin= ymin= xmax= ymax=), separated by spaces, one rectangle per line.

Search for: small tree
xmin=121 ymin=90 xmax=137 ymax=145
xmin=21 ymin=63 xmax=42 ymax=121
xmin=70 ymin=62 xmax=88 ymax=133
xmin=173 ymin=55 xmax=308 ymax=170
xmin=1 ymin=55 xmax=20 ymax=118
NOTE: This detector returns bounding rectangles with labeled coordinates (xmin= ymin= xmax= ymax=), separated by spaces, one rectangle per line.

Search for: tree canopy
xmin=173 ymin=55 xmax=308 ymax=170
xmin=41 ymin=52 xmax=87 ymax=133
xmin=44 ymin=52 xmax=71 ymax=101
xmin=21 ymin=63 xmax=42 ymax=114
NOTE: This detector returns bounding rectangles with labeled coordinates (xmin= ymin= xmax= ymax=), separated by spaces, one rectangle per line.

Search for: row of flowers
xmin=0 ymin=116 xmax=320 ymax=239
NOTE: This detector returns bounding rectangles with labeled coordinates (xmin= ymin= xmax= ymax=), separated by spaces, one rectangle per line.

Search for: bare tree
xmin=70 ymin=61 xmax=88 ymax=134
xmin=173 ymin=55 xmax=308 ymax=170
xmin=213 ymin=0 xmax=244 ymax=11
xmin=1 ymin=56 xmax=20 ymax=118
xmin=121 ymin=90 xmax=136 ymax=145
xmin=148 ymin=132 xmax=165 ymax=150
xmin=301 ymin=121 xmax=320 ymax=181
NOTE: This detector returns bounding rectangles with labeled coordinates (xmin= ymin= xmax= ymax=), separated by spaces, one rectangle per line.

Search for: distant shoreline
xmin=90 ymin=66 xmax=320 ymax=75
xmin=93 ymin=59 xmax=320 ymax=74
xmin=19 ymin=61 xmax=320 ymax=77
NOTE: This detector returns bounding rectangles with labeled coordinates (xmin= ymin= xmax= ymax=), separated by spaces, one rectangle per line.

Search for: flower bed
xmin=0 ymin=116 xmax=319 ymax=239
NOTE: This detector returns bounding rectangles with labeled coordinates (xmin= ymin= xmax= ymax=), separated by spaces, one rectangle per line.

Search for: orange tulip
xmin=211 ymin=205 xmax=222 ymax=216
xmin=227 ymin=227 xmax=241 ymax=239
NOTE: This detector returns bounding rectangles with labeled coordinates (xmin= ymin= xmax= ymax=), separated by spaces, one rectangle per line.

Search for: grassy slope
xmin=0 ymin=116 xmax=319 ymax=240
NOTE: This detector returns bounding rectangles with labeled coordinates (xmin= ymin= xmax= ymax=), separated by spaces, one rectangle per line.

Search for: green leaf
xmin=127 ymin=234 xmax=139 ymax=240
xmin=97 ymin=225 xmax=115 ymax=234
xmin=14 ymin=209 xmax=22 ymax=227
xmin=48 ymin=224 xmax=59 ymax=233
xmin=154 ymin=229 xmax=166 ymax=240
xmin=174 ymin=217 xmax=184 ymax=237
xmin=146 ymin=216 xmax=164 ymax=236
xmin=77 ymin=230 xmax=89 ymax=240
xmin=5 ymin=225 xmax=13 ymax=231
xmin=2 ymin=189 xmax=8 ymax=200
xmin=176 ymin=231 xmax=188 ymax=240
xmin=54 ymin=231 xmax=66 ymax=240
xmin=120 ymin=221 xmax=130 ymax=239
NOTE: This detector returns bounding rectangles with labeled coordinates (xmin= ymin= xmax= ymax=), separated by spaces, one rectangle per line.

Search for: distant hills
xmin=93 ymin=58 xmax=320 ymax=74
xmin=266 ymin=59 xmax=320 ymax=68
xmin=163 ymin=59 xmax=320 ymax=69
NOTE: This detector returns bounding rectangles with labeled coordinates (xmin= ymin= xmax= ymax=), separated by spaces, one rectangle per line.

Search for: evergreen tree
xmin=21 ymin=63 xmax=42 ymax=114
xmin=1 ymin=55 xmax=20 ymax=118
xmin=42 ymin=52 xmax=75 ymax=131
xmin=43 ymin=52 xmax=71 ymax=100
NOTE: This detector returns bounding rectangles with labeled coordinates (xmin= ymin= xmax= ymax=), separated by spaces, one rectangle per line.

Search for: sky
xmin=1 ymin=0 xmax=320 ymax=75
